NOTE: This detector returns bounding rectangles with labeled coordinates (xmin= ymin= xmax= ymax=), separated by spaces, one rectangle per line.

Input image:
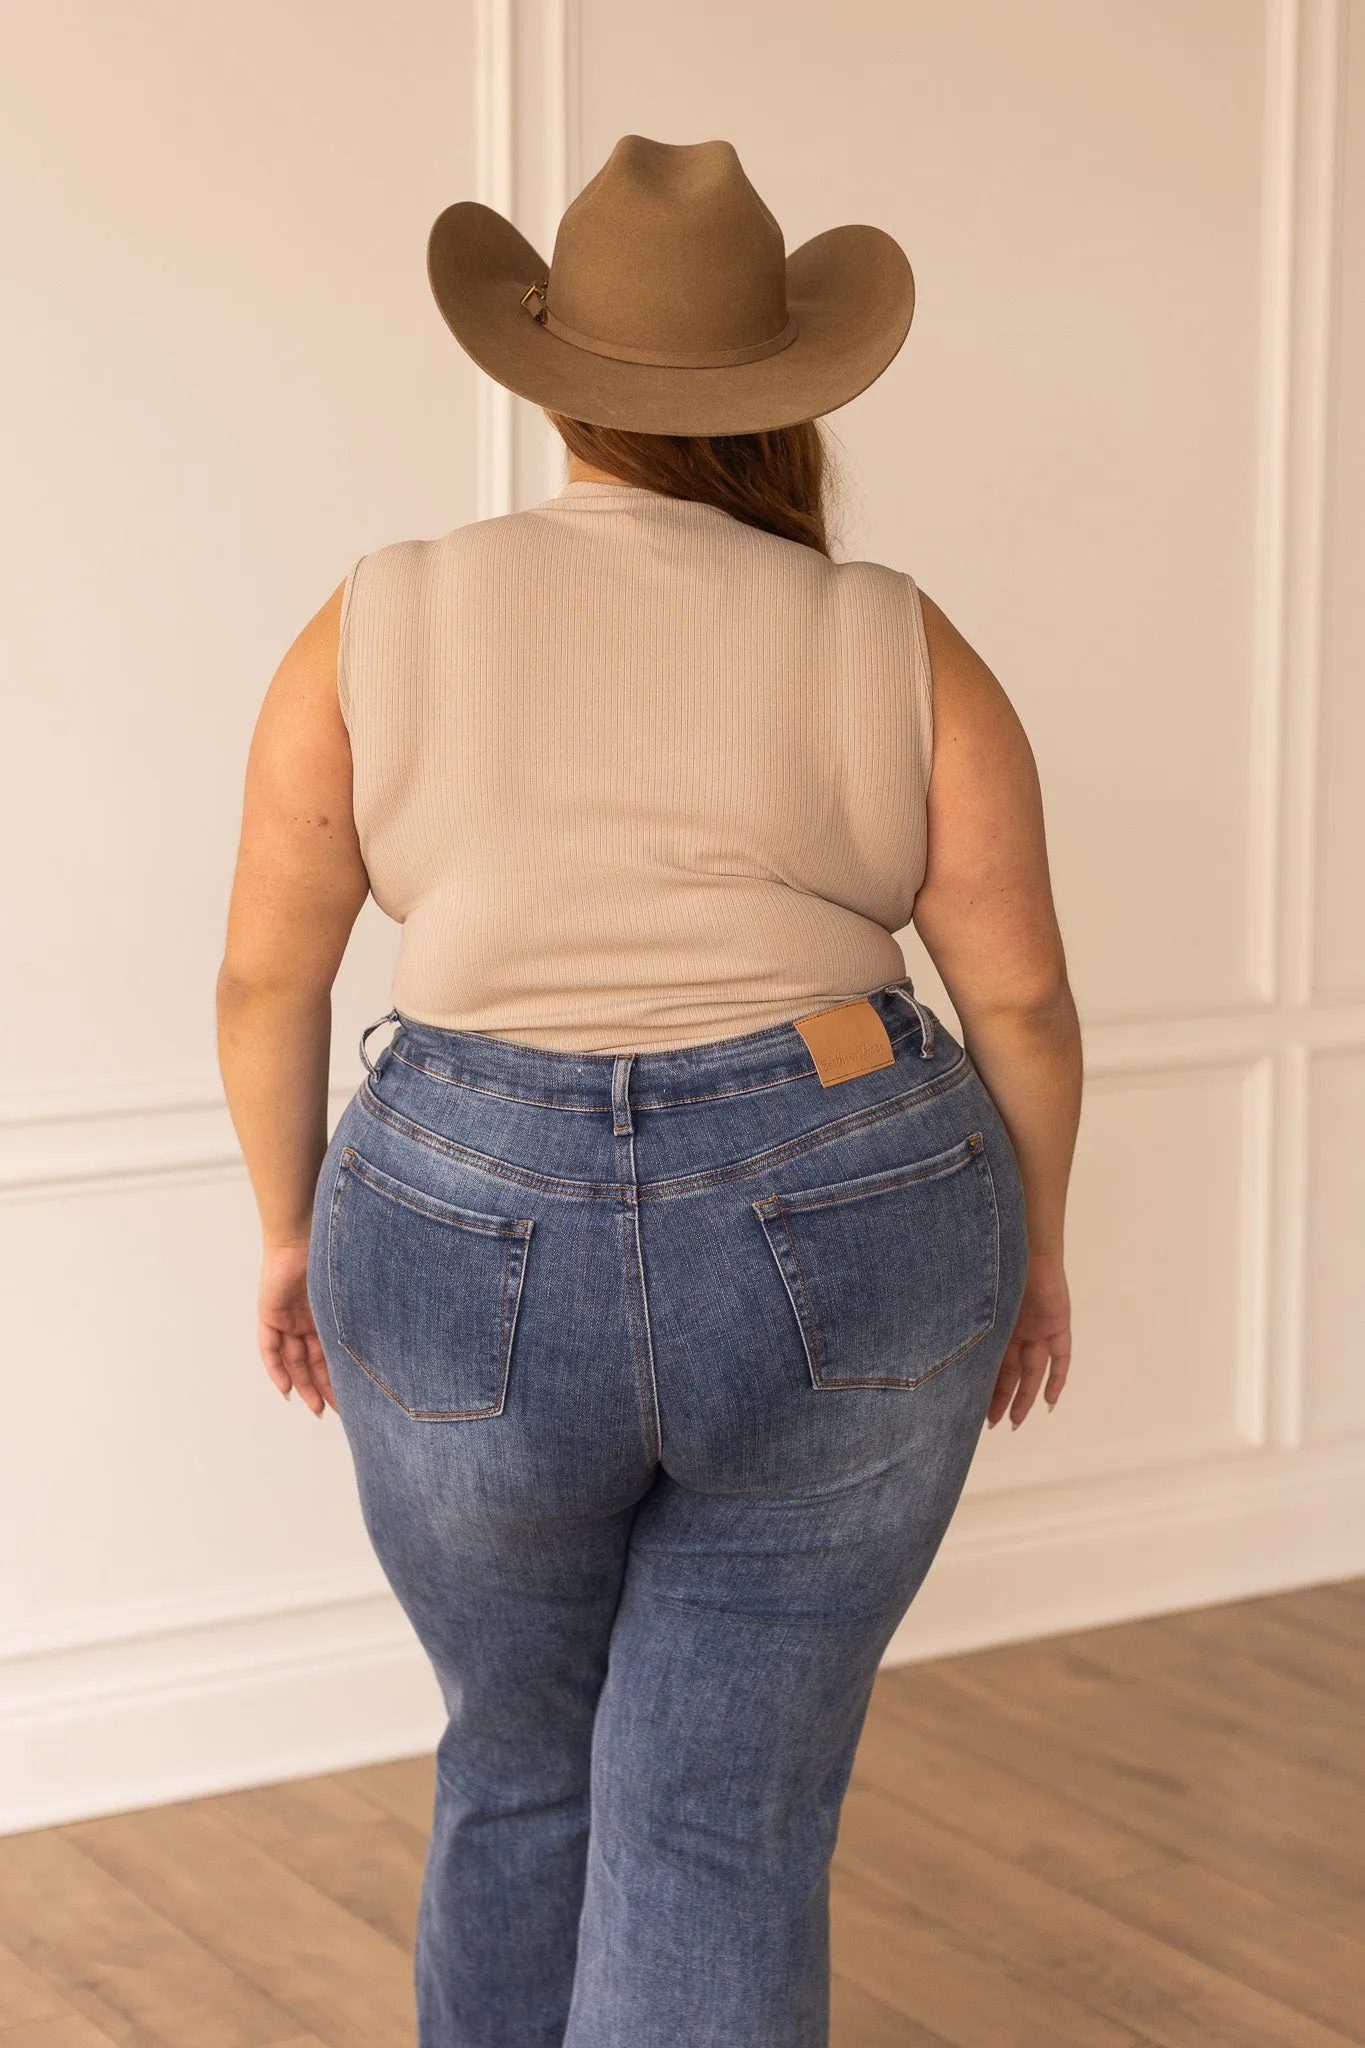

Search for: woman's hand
xmin=258 ymin=1241 xmax=335 ymax=1417
xmin=987 ymin=1252 xmax=1071 ymax=1430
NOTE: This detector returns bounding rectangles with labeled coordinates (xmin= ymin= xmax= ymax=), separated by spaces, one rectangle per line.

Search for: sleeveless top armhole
xmin=902 ymin=572 xmax=935 ymax=791
xmin=337 ymin=554 xmax=366 ymax=732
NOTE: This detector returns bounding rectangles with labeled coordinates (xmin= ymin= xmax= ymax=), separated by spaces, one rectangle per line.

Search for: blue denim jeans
xmin=307 ymin=980 xmax=1028 ymax=2048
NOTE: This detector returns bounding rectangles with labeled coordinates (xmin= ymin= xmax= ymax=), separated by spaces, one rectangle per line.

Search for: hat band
xmin=539 ymin=301 xmax=799 ymax=369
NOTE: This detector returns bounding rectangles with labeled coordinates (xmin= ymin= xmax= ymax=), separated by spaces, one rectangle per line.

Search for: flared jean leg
xmin=564 ymin=1342 xmax=1000 ymax=2048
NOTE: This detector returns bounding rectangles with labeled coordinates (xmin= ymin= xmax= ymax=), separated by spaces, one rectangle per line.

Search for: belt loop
xmin=359 ymin=1008 xmax=400 ymax=1080
xmin=611 ymin=1053 xmax=635 ymax=1136
xmin=882 ymin=979 xmax=935 ymax=1060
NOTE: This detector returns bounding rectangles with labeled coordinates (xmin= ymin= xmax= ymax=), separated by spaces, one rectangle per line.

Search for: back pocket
xmin=752 ymin=1131 xmax=999 ymax=1391
xmin=327 ymin=1145 xmax=533 ymax=1419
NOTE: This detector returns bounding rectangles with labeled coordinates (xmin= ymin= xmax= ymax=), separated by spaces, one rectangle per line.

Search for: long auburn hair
xmin=544 ymin=411 xmax=834 ymax=556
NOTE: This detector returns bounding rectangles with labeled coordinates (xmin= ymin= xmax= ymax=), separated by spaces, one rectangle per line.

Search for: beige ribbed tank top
xmin=339 ymin=479 xmax=933 ymax=1054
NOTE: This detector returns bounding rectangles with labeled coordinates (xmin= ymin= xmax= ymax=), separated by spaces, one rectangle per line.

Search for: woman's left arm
xmin=216 ymin=578 xmax=370 ymax=1416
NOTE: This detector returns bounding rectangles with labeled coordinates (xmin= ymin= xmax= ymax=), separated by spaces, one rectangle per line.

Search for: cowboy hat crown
xmin=427 ymin=133 xmax=914 ymax=436
xmin=534 ymin=136 xmax=796 ymax=369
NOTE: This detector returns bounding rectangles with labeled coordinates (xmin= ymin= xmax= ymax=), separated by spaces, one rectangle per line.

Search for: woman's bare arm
xmin=912 ymin=591 xmax=1083 ymax=1426
xmin=216 ymin=578 xmax=369 ymax=1413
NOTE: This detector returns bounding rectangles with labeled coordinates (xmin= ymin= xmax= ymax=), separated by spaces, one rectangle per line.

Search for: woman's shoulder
xmin=340 ymin=533 xmax=431 ymax=608
xmin=820 ymin=551 xmax=926 ymax=643
xmin=348 ymin=502 xmax=589 ymax=588
xmin=829 ymin=550 xmax=918 ymax=593
xmin=342 ymin=523 xmax=496 ymax=621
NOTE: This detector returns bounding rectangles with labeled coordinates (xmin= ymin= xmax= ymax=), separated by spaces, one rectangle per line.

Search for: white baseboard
xmin=886 ymin=1434 xmax=1365 ymax=1662
xmin=5 ymin=1439 xmax=1363 ymax=1836
xmin=2 ymin=1591 xmax=444 ymax=1836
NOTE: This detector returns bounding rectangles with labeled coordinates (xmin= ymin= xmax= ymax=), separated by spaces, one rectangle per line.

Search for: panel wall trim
xmin=1271 ymin=0 xmax=1346 ymax=1013
xmin=5 ymin=1435 xmax=1362 ymax=1836
xmin=0 ymin=1082 xmax=360 ymax=1201
xmin=1254 ymin=0 xmax=1349 ymax=1446
xmin=1241 ymin=0 xmax=1343 ymax=1011
xmin=475 ymin=0 xmax=514 ymax=520
xmin=7 ymin=1004 xmax=1365 ymax=1196
xmin=889 ymin=1431 xmax=1365 ymax=1664
xmin=1238 ymin=1053 xmax=1276 ymax=1444
xmin=2 ymin=1585 xmax=443 ymax=1838
xmin=474 ymin=0 xmax=580 ymax=519
xmin=1249 ymin=0 xmax=1301 ymax=1003
xmin=0 ymin=1562 xmax=391 ymax=1668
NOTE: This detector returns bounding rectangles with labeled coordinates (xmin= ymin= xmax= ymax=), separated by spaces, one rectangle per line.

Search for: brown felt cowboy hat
xmin=426 ymin=134 xmax=915 ymax=436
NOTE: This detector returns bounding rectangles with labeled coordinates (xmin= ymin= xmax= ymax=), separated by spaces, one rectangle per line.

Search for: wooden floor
xmin=2 ymin=1580 xmax=1363 ymax=2046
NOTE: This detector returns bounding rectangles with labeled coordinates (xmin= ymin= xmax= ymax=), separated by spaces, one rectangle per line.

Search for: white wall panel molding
xmin=1241 ymin=1052 xmax=1278 ymax=1445
xmin=1080 ymin=1000 xmax=1365 ymax=1073
xmin=1248 ymin=0 xmax=1305 ymax=1002
xmin=965 ymin=1056 xmax=1272 ymax=1498
xmin=1261 ymin=0 xmax=1348 ymax=1443
xmin=1311 ymin=0 xmax=1365 ymax=997
xmin=2 ymin=1585 xmax=441 ymax=1837
xmin=475 ymin=0 xmax=515 ymax=519
xmin=1263 ymin=0 xmax=1346 ymax=1011
xmin=892 ymin=1433 xmax=1365 ymax=1665
xmin=1303 ymin=1044 xmax=1365 ymax=1438
xmin=475 ymin=0 xmax=581 ymax=518
xmin=8 ymin=1002 xmax=1365 ymax=1197
xmin=1268 ymin=1038 xmax=1314 ymax=1444
xmin=0 ymin=1564 xmax=389 ymax=1669
xmin=0 ymin=1083 xmax=359 ymax=1201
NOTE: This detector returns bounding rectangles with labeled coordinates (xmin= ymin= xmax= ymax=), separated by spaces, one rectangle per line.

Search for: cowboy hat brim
xmin=426 ymin=201 xmax=914 ymax=436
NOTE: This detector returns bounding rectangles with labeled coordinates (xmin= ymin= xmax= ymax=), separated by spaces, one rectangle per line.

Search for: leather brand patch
xmin=794 ymin=998 xmax=896 ymax=1087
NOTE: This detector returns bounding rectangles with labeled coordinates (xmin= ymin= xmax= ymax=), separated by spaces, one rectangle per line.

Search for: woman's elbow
xmin=215 ymin=955 xmax=332 ymax=1013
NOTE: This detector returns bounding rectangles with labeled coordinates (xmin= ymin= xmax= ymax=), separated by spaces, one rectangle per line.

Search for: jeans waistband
xmin=358 ymin=979 xmax=938 ymax=1112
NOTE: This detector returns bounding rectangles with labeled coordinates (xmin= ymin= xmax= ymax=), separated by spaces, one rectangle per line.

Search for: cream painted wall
xmin=1 ymin=0 xmax=474 ymax=1828
xmin=3 ymin=0 xmax=1363 ymax=1829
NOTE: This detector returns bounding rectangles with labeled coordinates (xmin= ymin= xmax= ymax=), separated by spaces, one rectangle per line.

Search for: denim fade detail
xmin=307 ymin=983 xmax=1028 ymax=2048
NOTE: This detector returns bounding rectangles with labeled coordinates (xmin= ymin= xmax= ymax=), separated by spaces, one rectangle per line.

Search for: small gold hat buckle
xmin=519 ymin=276 xmax=548 ymax=323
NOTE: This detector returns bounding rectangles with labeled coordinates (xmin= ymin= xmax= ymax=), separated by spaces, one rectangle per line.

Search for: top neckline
xmin=555 ymin=480 xmax=658 ymax=498
xmin=545 ymin=480 xmax=728 ymax=512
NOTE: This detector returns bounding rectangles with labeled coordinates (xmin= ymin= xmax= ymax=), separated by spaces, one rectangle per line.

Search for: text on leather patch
xmin=794 ymin=998 xmax=896 ymax=1087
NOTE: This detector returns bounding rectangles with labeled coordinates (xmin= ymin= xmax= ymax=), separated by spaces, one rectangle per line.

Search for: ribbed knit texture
xmin=339 ymin=479 xmax=933 ymax=1053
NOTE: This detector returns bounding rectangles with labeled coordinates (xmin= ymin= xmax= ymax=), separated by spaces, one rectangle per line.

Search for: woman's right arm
xmin=911 ymin=591 xmax=1083 ymax=1429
